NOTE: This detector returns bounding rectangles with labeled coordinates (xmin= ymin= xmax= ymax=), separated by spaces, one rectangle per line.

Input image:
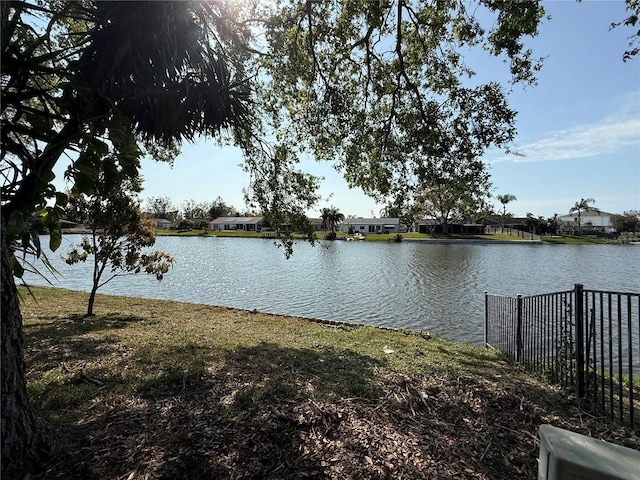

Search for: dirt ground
xmin=32 ymin=366 xmax=639 ymax=480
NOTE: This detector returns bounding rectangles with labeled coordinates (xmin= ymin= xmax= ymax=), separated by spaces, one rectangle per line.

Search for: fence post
xmin=575 ymin=284 xmax=585 ymax=398
xmin=516 ymin=294 xmax=523 ymax=363
xmin=484 ymin=291 xmax=488 ymax=348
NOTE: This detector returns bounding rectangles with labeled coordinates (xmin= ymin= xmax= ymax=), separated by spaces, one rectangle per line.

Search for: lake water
xmin=21 ymin=235 xmax=640 ymax=345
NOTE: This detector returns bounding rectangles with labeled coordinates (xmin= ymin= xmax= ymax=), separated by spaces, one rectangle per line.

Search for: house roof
xmin=559 ymin=210 xmax=613 ymax=219
xmin=419 ymin=220 xmax=486 ymax=226
xmin=210 ymin=216 xmax=264 ymax=224
xmin=343 ymin=217 xmax=400 ymax=225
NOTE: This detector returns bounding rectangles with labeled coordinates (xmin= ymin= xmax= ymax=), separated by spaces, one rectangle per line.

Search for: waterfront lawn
xmin=154 ymin=229 xmax=608 ymax=245
xmin=542 ymin=235 xmax=605 ymax=245
xmin=155 ymin=229 xmax=264 ymax=238
xmin=359 ymin=232 xmax=532 ymax=242
xmin=153 ymin=229 xmax=553 ymax=243
xmin=20 ymin=286 xmax=638 ymax=479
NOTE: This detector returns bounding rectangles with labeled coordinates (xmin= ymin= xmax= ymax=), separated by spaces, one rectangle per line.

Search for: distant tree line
xmin=141 ymin=196 xmax=259 ymax=223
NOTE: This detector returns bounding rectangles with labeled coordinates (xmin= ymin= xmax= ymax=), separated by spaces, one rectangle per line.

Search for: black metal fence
xmin=483 ymin=226 xmax=542 ymax=241
xmin=485 ymin=284 xmax=639 ymax=427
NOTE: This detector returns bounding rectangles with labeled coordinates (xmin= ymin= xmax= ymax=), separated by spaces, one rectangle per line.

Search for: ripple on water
xmin=21 ymin=235 xmax=640 ymax=345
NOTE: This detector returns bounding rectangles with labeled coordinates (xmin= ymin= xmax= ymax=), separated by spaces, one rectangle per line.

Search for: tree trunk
xmin=87 ymin=286 xmax=97 ymax=316
xmin=1 ymin=226 xmax=49 ymax=479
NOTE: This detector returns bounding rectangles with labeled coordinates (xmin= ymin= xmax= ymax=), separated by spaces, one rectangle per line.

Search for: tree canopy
xmin=612 ymin=0 xmax=640 ymax=61
xmin=242 ymin=0 xmax=546 ymax=214
xmin=413 ymin=156 xmax=491 ymax=233
xmin=145 ymin=196 xmax=179 ymax=221
xmin=320 ymin=206 xmax=345 ymax=239
xmin=208 ymin=196 xmax=240 ymax=219
xmin=611 ymin=210 xmax=640 ymax=234
xmin=2 ymin=1 xmax=253 ymax=265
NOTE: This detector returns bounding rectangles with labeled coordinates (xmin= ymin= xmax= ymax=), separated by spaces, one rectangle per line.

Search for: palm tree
xmin=569 ymin=198 xmax=598 ymax=235
xmin=320 ymin=207 xmax=345 ymax=238
xmin=496 ymin=194 xmax=517 ymax=228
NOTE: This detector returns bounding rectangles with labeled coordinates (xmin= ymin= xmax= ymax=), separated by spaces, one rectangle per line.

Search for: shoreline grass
xmin=20 ymin=286 xmax=638 ymax=479
xmin=152 ymin=229 xmax=605 ymax=244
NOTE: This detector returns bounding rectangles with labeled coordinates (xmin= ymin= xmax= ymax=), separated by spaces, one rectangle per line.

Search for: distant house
xmin=340 ymin=218 xmax=400 ymax=234
xmin=308 ymin=218 xmax=324 ymax=231
xmin=558 ymin=211 xmax=615 ymax=233
xmin=209 ymin=216 xmax=266 ymax=232
xmin=153 ymin=219 xmax=171 ymax=230
xmin=417 ymin=220 xmax=485 ymax=234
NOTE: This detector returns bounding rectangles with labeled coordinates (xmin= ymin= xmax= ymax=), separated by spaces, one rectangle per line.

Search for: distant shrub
xmin=177 ymin=219 xmax=194 ymax=230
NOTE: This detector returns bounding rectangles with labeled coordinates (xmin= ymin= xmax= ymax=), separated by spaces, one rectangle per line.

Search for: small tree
xmin=611 ymin=210 xmax=640 ymax=233
xmin=525 ymin=213 xmax=548 ymax=236
xmin=66 ymin=190 xmax=174 ymax=316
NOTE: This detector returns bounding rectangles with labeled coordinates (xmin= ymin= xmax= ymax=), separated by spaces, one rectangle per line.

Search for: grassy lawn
xmin=20 ymin=287 xmax=638 ymax=479
xmin=126 ymin=229 xmax=607 ymax=245
xmin=155 ymin=230 xmax=540 ymax=242
xmin=155 ymin=229 xmax=263 ymax=238
xmin=541 ymin=235 xmax=606 ymax=245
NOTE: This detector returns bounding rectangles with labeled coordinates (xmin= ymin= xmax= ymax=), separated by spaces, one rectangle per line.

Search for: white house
xmin=209 ymin=216 xmax=266 ymax=232
xmin=340 ymin=218 xmax=400 ymax=234
xmin=153 ymin=219 xmax=171 ymax=230
xmin=558 ymin=211 xmax=615 ymax=233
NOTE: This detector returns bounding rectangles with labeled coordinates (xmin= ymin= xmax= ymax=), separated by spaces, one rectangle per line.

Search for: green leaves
xmin=3 ymin=0 xmax=552 ymax=270
xmin=320 ymin=207 xmax=345 ymax=235
xmin=2 ymin=1 xmax=254 ymax=271
xmin=245 ymin=1 xmax=547 ymax=216
xmin=64 ymin=187 xmax=175 ymax=314
xmin=611 ymin=0 xmax=639 ymax=61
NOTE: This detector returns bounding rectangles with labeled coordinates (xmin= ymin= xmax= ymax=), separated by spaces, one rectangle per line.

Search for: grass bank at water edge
xmin=154 ymin=229 xmax=601 ymax=243
xmin=19 ymin=286 xmax=639 ymax=479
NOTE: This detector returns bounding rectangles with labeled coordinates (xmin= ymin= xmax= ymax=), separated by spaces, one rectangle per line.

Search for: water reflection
xmin=22 ymin=235 xmax=640 ymax=345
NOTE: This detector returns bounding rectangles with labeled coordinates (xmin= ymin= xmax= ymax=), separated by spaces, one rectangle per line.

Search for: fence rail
xmin=483 ymin=226 xmax=542 ymax=241
xmin=485 ymin=285 xmax=639 ymax=427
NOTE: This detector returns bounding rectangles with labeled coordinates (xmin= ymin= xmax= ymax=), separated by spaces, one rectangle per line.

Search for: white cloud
xmin=489 ymin=92 xmax=640 ymax=164
xmin=514 ymin=118 xmax=639 ymax=162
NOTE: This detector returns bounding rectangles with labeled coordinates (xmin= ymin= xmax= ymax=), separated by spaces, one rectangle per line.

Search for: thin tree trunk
xmin=1 ymin=225 xmax=49 ymax=479
xmin=87 ymin=285 xmax=97 ymax=316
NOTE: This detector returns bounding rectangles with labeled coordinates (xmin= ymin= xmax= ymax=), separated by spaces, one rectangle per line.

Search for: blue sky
xmin=133 ymin=1 xmax=639 ymax=219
